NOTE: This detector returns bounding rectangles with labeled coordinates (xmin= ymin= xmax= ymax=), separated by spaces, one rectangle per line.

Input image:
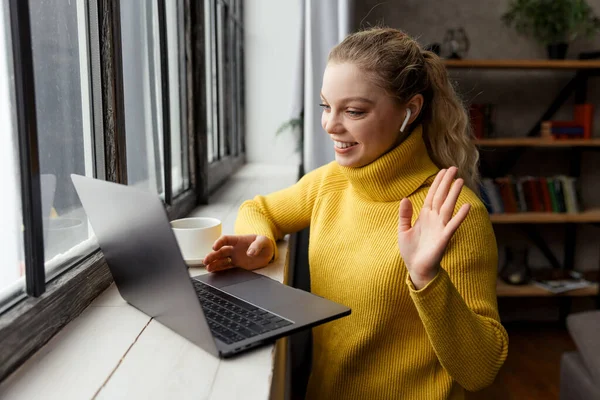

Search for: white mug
xmin=170 ymin=217 xmax=222 ymax=266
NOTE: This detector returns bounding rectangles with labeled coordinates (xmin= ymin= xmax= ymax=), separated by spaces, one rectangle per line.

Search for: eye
xmin=319 ymin=103 xmax=330 ymax=111
xmin=346 ymin=110 xmax=364 ymax=117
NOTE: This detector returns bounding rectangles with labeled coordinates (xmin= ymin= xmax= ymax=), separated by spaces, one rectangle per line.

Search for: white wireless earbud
xmin=400 ymin=108 xmax=411 ymax=133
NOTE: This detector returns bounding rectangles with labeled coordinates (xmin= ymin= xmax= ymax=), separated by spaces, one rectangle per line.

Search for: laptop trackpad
xmin=196 ymin=268 xmax=262 ymax=288
xmin=223 ymin=277 xmax=307 ymax=316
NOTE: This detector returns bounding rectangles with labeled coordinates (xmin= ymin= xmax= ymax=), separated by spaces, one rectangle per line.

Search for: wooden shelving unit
xmin=444 ymin=59 xmax=600 ymax=70
xmin=497 ymin=279 xmax=598 ymax=297
xmin=445 ymin=59 xmax=600 ymax=308
xmin=489 ymin=209 xmax=600 ymax=224
xmin=475 ymin=137 xmax=600 ymax=147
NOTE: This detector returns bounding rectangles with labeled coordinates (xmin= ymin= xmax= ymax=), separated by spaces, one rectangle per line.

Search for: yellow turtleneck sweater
xmin=235 ymin=126 xmax=509 ymax=399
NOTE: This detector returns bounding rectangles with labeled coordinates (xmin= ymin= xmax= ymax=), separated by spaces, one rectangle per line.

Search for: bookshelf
xmin=446 ymin=59 xmax=600 ymax=308
xmin=496 ymin=279 xmax=598 ymax=297
xmin=489 ymin=209 xmax=600 ymax=224
xmin=475 ymin=138 xmax=600 ymax=147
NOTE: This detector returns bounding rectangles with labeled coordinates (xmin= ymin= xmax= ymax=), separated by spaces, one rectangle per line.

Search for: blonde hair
xmin=328 ymin=27 xmax=480 ymax=192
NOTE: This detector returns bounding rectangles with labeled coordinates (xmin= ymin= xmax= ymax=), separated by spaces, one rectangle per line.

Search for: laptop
xmin=71 ymin=174 xmax=350 ymax=358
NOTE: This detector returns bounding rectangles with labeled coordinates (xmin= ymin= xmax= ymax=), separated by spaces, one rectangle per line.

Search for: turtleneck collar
xmin=338 ymin=125 xmax=440 ymax=202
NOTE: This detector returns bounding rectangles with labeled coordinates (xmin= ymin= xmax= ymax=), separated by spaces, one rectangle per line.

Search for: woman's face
xmin=320 ymin=62 xmax=407 ymax=168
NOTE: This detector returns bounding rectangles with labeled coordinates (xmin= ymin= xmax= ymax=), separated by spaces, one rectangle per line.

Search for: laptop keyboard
xmin=192 ymin=279 xmax=293 ymax=345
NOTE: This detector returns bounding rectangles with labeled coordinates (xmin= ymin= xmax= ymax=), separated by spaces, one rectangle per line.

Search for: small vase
xmin=547 ymin=42 xmax=568 ymax=59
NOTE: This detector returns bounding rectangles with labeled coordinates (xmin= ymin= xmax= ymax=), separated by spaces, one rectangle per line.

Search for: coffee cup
xmin=170 ymin=217 xmax=221 ymax=266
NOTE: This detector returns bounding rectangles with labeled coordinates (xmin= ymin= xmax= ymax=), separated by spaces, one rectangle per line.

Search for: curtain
xmin=291 ymin=0 xmax=352 ymax=173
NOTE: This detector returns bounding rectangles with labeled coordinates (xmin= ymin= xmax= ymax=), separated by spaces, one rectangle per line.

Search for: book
xmin=551 ymin=127 xmax=584 ymax=135
xmin=538 ymin=177 xmax=553 ymax=212
xmin=573 ymin=103 xmax=594 ymax=139
xmin=515 ymin=179 xmax=528 ymax=212
xmin=482 ymin=178 xmax=504 ymax=214
xmin=547 ymin=179 xmax=559 ymax=213
xmin=523 ymin=177 xmax=544 ymax=212
xmin=482 ymin=175 xmax=582 ymax=215
xmin=552 ymin=177 xmax=567 ymax=213
xmin=496 ymin=177 xmax=519 ymax=213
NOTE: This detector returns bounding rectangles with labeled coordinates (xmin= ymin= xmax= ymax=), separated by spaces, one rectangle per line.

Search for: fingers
xmin=247 ymin=235 xmax=269 ymax=257
xmin=203 ymin=245 xmax=233 ymax=266
xmin=211 ymin=235 xmax=240 ymax=251
xmin=444 ymin=203 xmax=471 ymax=238
xmin=432 ymin=166 xmax=457 ymax=211
xmin=206 ymin=256 xmax=235 ymax=273
xmin=440 ymin=178 xmax=464 ymax=224
xmin=423 ymin=169 xmax=446 ymax=209
xmin=398 ymin=198 xmax=414 ymax=233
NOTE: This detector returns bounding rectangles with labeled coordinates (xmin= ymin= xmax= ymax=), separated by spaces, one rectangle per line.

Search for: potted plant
xmin=502 ymin=0 xmax=600 ymax=59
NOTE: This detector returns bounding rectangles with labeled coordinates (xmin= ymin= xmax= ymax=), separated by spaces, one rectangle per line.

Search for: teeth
xmin=334 ymin=141 xmax=358 ymax=149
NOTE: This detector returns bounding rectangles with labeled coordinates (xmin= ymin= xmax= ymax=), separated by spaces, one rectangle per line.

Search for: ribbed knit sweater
xmin=235 ymin=126 xmax=509 ymax=399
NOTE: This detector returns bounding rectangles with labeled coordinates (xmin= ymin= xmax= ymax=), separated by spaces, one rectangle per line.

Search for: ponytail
xmin=421 ymin=51 xmax=480 ymax=192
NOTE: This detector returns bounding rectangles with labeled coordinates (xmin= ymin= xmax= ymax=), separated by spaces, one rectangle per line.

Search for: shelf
xmin=475 ymin=138 xmax=600 ymax=147
xmin=444 ymin=59 xmax=600 ymax=70
xmin=497 ymin=278 xmax=598 ymax=297
xmin=489 ymin=209 xmax=600 ymax=224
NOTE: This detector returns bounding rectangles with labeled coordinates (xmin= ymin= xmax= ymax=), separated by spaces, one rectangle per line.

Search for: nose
xmin=322 ymin=110 xmax=343 ymax=135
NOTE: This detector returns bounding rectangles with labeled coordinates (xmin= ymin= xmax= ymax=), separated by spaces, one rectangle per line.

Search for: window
xmin=121 ymin=1 xmax=166 ymax=195
xmin=29 ymin=0 xmax=99 ymax=282
xmin=0 ymin=0 xmax=245 ymax=382
xmin=120 ymin=0 xmax=191 ymax=200
xmin=0 ymin=0 xmax=25 ymax=310
xmin=166 ymin=0 xmax=189 ymax=196
xmin=205 ymin=0 xmax=218 ymax=163
xmin=204 ymin=0 xmax=245 ymax=191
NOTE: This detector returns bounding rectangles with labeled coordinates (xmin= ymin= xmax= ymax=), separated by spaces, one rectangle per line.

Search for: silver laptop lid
xmin=71 ymin=174 xmax=218 ymax=356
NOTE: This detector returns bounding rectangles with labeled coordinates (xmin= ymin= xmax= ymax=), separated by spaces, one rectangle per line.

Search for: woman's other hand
xmin=203 ymin=234 xmax=275 ymax=273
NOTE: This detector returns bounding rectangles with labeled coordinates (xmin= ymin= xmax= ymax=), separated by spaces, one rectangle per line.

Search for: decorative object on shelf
xmin=501 ymin=0 xmax=600 ymax=59
xmin=441 ymin=27 xmax=470 ymax=59
xmin=499 ymin=246 xmax=532 ymax=285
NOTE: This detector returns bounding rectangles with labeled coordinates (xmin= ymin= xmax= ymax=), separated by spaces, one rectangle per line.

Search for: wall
xmin=353 ymin=0 xmax=600 ymax=273
xmin=243 ymin=0 xmax=302 ymax=165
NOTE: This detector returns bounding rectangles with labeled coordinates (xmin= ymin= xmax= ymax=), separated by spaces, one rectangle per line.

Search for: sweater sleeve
xmin=406 ymin=200 xmax=509 ymax=392
xmin=234 ymin=164 xmax=328 ymax=260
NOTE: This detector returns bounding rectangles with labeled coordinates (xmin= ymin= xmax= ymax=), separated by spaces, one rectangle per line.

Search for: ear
xmin=405 ymin=94 xmax=424 ymax=124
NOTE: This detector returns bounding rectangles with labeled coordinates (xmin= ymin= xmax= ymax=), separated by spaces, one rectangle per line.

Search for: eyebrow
xmin=320 ymin=93 xmax=375 ymax=105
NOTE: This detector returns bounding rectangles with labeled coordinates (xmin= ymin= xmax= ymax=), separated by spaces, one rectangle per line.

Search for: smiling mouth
xmin=333 ymin=141 xmax=359 ymax=149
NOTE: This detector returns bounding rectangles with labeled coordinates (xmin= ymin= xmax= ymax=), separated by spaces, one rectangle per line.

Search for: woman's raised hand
xmin=397 ymin=167 xmax=471 ymax=289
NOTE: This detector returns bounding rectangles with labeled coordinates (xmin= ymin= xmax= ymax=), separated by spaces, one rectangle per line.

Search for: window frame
xmin=0 ymin=0 xmax=228 ymax=382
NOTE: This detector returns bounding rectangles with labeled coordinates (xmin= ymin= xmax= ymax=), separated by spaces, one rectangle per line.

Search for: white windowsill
xmin=0 ymin=163 xmax=299 ymax=400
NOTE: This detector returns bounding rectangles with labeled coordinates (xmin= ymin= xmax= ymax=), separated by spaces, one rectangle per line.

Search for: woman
xmin=203 ymin=27 xmax=508 ymax=400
